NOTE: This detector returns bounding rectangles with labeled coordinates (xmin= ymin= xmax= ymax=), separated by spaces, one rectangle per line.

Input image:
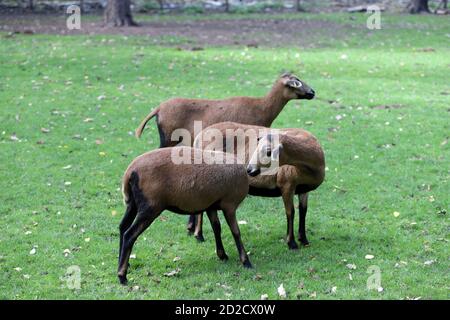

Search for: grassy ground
xmin=0 ymin=13 xmax=448 ymax=299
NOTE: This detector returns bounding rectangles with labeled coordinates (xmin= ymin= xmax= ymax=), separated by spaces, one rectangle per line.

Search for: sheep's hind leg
xmin=282 ymin=188 xmax=298 ymax=250
xmin=298 ymin=193 xmax=310 ymax=246
xmin=117 ymin=207 xmax=161 ymax=285
xmin=186 ymin=215 xmax=196 ymax=235
xmin=206 ymin=210 xmax=228 ymax=261
xmin=118 ymin=200 xmax=137 ymax=264
xmin=222 ymin=207 xmax=252 ymax=268
xmin=194 ymin=213 xmax=205 ymax=242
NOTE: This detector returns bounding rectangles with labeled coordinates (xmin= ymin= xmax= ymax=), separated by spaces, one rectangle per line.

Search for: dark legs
xmin=222 ymin=207 xmax=252 ymax=268
xmin=187 ymin=214 xmax=196 ymax=235
xmin=282 ymin=189 xmax=298 ymax=250
xmin=206 ymin=210 xmax=228 ymax=261
xmin=117 ymin=207 xmax=161 ymax=285
xmin=118 ymin=201 xmax=137 ymax=265
xmin=194 ymin=213 xmax=205 ymax=242
xmin=298 ymin=193 xmax=309 ymax=246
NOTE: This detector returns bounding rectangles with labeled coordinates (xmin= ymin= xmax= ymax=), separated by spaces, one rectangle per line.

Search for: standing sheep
xmin=193 ymin=122 xmax=325 ymax=249
xmin=135 ymin=73 xmax=315 ymax=147
xmin=118 ymin=147 xmax=251 ymax=285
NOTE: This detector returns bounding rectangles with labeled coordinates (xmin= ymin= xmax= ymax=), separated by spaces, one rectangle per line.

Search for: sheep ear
xmin=271 ymin=144 xmax=283 ymax=161
xmin=286 ymin=79 xmax=302 ymax=88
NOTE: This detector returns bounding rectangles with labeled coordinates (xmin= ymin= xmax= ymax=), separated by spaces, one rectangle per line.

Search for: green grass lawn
xmin=0 ymin=13 xmax=449 ymax=299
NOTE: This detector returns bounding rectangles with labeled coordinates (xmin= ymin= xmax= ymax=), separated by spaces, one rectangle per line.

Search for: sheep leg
xmin=194 ymin=213 xmax=205 ymax=242
xmin=282 ymin=188 xmax=298 ymax=250
xmin=186 ymin=215 xmax=196 ymax=235
xmin=298 ymin=193 xmax=309 ymax=246
xmin=206 ymin=210 xmax=228 ymax=261
xmin=118 ymin=201 xmax=137 ymax=264
xmin=222 ymin=207 xmax=252 ymax=268
xmin=117 ymin=207 xmax=161 ymax=285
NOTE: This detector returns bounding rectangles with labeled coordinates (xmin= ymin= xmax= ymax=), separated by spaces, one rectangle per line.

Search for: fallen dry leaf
xmin=164 ymin=268 xmax=181 ymax=277
xmin=424 ymin=260 xmax=435 ymax=266
xmin=277 ymin=283 xmax=286 ymax=298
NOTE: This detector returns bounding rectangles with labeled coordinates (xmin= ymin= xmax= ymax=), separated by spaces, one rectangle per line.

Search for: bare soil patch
xmin=0 ymin=13 xmax=349 ymax=47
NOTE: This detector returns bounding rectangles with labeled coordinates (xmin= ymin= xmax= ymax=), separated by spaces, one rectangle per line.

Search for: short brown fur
xmin=194 ymin=122 xmax=325 ymax=249
xmin=118 ymin=147 xmax=252 ymax=284
xmin=135 ymin=73 xmax=315 ymax=147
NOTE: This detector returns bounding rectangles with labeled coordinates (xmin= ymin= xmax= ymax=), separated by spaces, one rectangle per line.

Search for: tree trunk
xmin=224 ymin=0 xmax=229 ymax=13
xmin=296 ymin=0 xmax=304 ymax=12
xmin=156 ymin=0 xmax=164 ymax=11
xmin=409 ymin=0 xmax=430 ymax=13
xmin=28 ymin=0 xmax=34 ymax=11
xmin=104 ymin=0 xmax=138 ymax=27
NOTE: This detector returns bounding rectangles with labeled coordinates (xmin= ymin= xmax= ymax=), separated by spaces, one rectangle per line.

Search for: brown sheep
xmin=136 ymin=73 xmax=315 ymax=233
xmin=193 ymin=122 xmax=325 ymax=249
xmin=118 ymin=147 xmax=251 ymax=285
xmin=135 ymin=73 xmax=315 ymax=147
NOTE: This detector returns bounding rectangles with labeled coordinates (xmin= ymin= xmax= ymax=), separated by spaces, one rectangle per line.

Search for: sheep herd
xmin=117 ymin=73 xmax=325 ymax=285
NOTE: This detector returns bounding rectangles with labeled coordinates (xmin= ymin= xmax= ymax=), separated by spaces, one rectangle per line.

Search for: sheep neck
xmin=260 ymin=84 xmax=291 ymax=125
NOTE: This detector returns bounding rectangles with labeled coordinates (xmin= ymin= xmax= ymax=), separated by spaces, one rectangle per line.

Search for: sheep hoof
xmin=218 ymin=252 xmax=228 ymax=261
xmin=299 ymin=238 xmax=310 ymax=246
xmin=243 ymin=260 xmax=253 ymax=269
xmin=187 ymin=227 xmax=195 ymax=236
xmin=288 ymin=241 xmax=299 ymax=250
xmin=118 ymin=275 xmax=128 ymax=285
xmin=195 ymin=234 xmax=205 ymax=242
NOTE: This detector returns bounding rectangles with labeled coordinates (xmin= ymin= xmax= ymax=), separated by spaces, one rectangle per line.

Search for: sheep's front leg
xmin=281 ymin=188 xmax=298 ymax=250
xmin=118 ymin=207 xmax=161 ymax=285
xmin=298 ymin=193 xmax=309 ymax=246
xmin=206 ymin=210 xmax=228 ymax=261
xmin=194 ymin=213 xmax=205 ymax=242
xmin=222 ymin=207 xmax=252 ymax=268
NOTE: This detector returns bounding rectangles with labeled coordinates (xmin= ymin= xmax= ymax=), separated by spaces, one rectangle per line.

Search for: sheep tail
xmin=135 ymin=107 xmax=160 ymax=138
xmin=121 ymin=172 xmax=132 ymax=205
